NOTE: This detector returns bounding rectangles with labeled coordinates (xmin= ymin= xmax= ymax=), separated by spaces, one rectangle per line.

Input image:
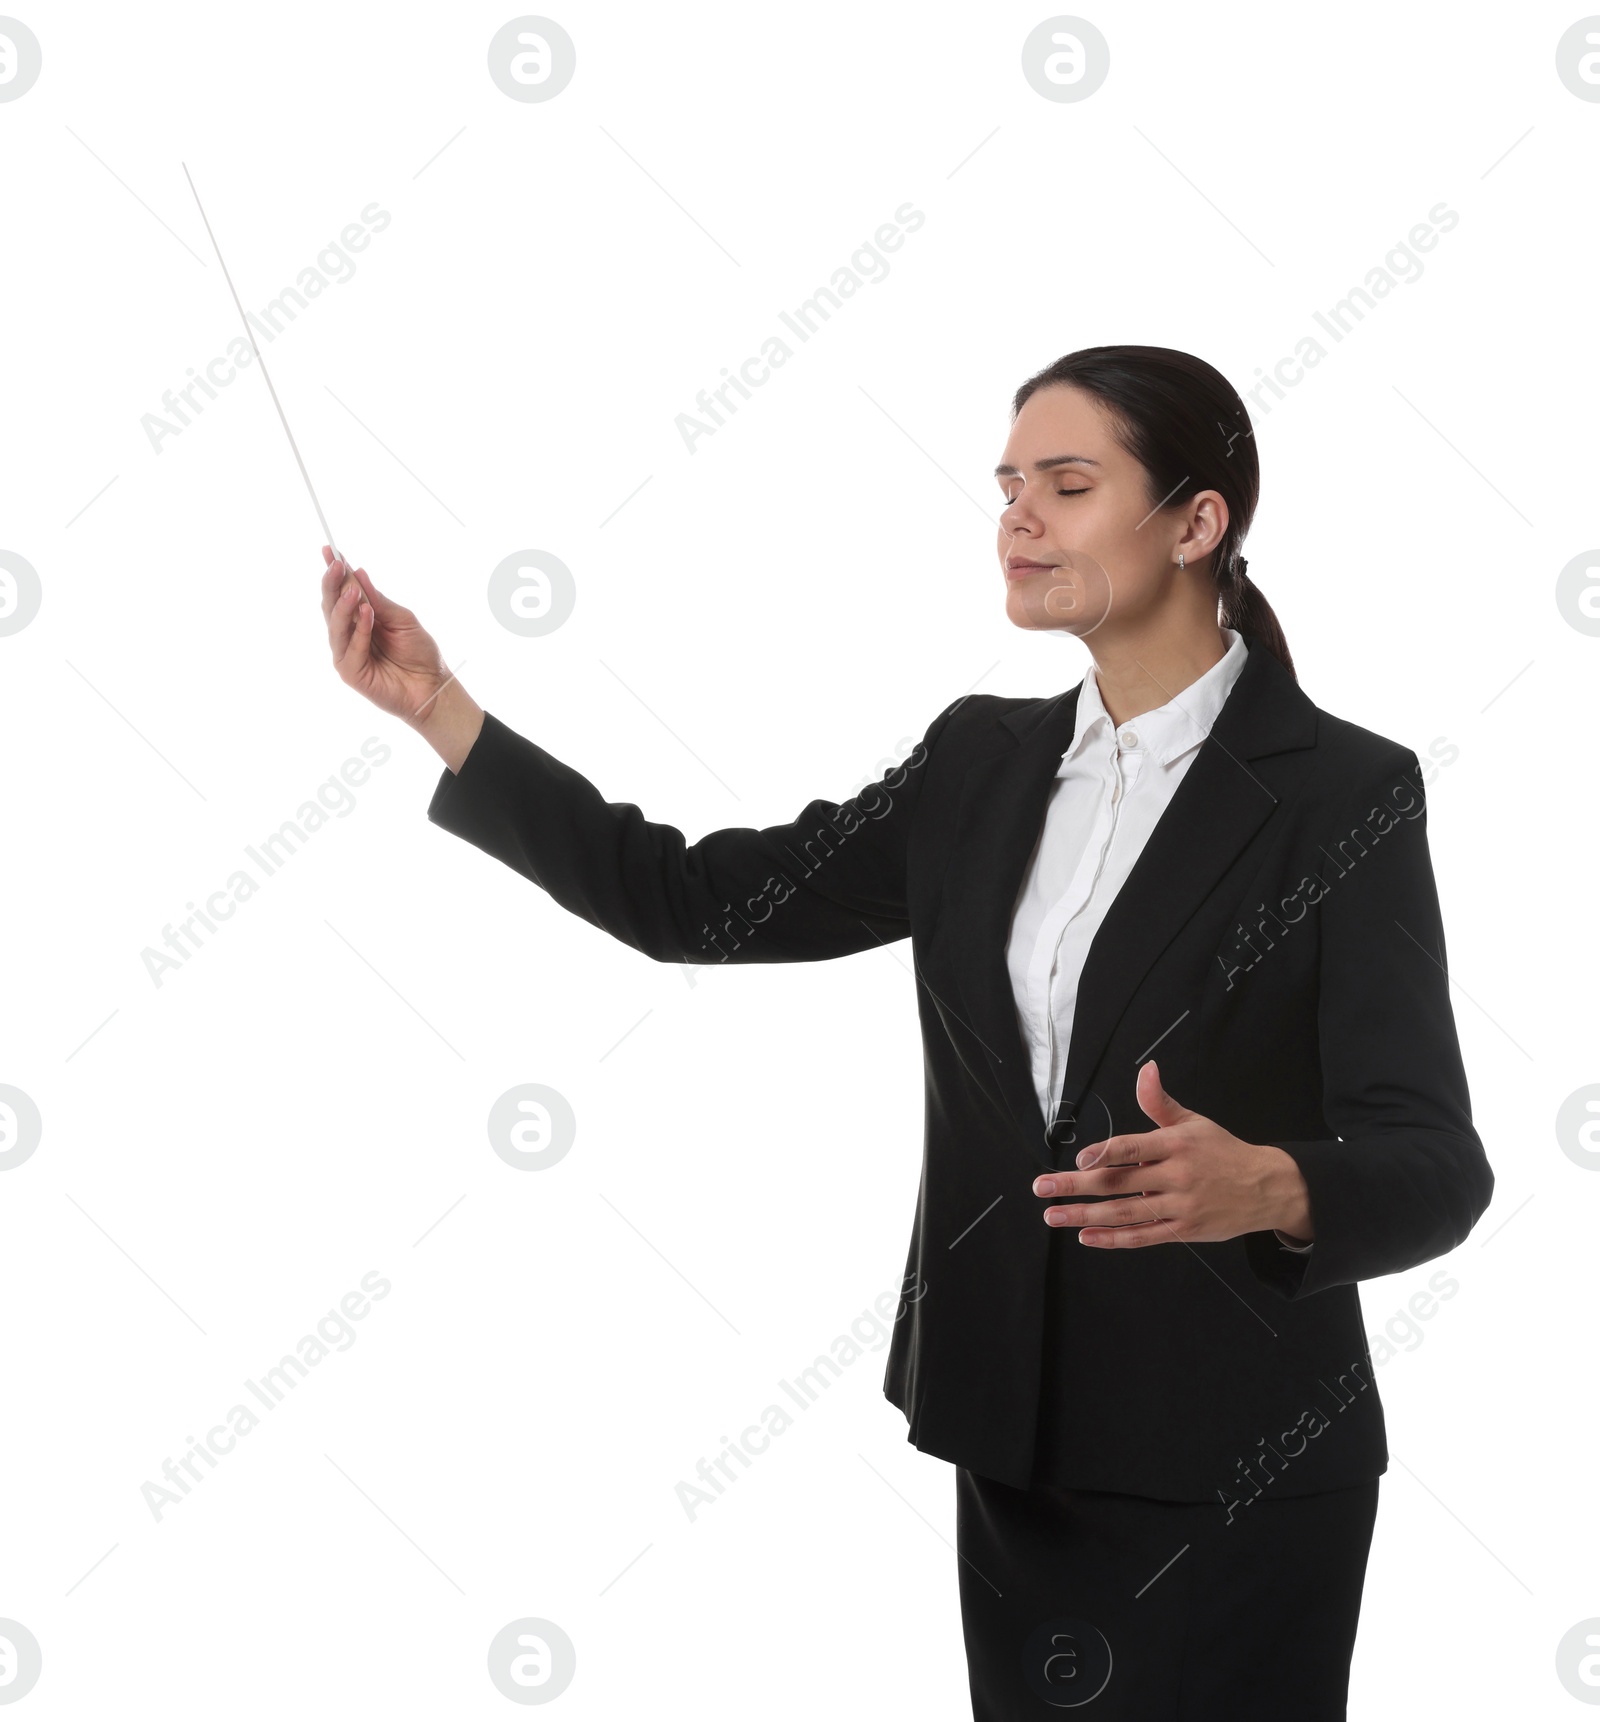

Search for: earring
xmin=1179 ymin=553 xmax=1186 ymax=569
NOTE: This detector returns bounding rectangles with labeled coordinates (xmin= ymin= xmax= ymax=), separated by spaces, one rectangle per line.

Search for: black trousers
xmin=956 ymin=1469 xmax=1379 ymax=1720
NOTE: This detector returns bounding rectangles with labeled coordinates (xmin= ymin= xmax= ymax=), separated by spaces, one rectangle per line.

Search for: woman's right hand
xmin=319 ymin=547 xmax=484 ymax=770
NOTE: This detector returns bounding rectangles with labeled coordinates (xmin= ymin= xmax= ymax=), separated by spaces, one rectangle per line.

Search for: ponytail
xmin=1218 ymin=553 xmax=1295 ymax=681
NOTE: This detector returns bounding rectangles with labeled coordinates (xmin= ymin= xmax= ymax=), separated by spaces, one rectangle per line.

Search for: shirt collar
xmin=1063 ymin=627 xmax=1248 ymax=768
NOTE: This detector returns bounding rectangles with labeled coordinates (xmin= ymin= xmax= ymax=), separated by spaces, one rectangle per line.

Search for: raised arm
xmin=318 ymin=549 xmax=959 ymax=966
xmin=426 ymin=701 xmax=957 ymax=965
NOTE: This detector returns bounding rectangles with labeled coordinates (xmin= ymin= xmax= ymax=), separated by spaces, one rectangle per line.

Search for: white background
xmin=2 ymin=1 xmax=1595 ymax=1715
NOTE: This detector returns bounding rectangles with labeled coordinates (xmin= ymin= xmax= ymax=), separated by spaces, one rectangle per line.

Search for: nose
xmin=999 ymin=486 xmax=1040 ymax=533
xmin=1000 ymin=513 xmax=1041 ymax=551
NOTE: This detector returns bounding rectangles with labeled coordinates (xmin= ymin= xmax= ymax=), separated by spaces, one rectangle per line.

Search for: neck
xmin=1086 ymin=616 xmax=1233 ymax=728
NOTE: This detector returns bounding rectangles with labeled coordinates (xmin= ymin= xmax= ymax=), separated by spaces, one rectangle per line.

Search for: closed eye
xmin=999 ymin=487 xmax=1091 ymax=504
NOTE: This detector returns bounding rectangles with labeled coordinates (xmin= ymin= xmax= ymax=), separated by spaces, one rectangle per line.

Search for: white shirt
xmin=1003 ymin=628 xmax=1313 ymax=1254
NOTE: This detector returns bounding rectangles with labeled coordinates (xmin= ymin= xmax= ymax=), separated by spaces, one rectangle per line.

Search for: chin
xmin=1005 ymin=584 xmax=1085 ymax=634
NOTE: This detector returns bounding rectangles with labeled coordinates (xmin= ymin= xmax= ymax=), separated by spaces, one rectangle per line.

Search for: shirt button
xmin=1120 ymin=729 xmax=1139 ymax=748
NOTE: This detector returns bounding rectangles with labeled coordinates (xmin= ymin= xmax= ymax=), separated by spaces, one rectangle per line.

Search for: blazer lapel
xmin=942 ymin=635 xmax=1318 ymax=1169
xmin=1053 ymin=642 xmax=1316 ymax=1130
xmin=940 ymin=684 xmax=1082 ymax=1159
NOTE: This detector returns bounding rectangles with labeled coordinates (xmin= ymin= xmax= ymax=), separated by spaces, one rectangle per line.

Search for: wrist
xmin=1259 ymin=1144 xmax=1314 ymax=1243
xmin=411 ymin=674 xmax=485 ymax=773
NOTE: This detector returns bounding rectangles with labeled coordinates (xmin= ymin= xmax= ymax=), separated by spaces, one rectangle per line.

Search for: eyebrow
xmin=993 ymin=454 xmax=1101 ymax=478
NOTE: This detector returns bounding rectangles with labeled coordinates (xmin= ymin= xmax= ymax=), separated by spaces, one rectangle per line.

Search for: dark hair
xmin=1011 ymin=344 xmax=1295 ymax=681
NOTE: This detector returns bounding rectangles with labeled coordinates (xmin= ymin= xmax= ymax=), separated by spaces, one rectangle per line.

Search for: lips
xmin=1005 ymin=559 xmax=1060 ymax=579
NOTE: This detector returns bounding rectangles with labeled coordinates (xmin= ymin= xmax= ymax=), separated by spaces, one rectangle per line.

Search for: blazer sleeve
xmin=425 ymin=699 xmax=964 ymax=965
xmin=1244 ymin=747 xmax=1495 ymax=1300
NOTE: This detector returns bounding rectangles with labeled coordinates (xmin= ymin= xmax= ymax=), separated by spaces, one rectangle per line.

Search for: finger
xmin=1137 ymin=1059 xmax=1197 ymax=1128
xmin=1042 ymin=1196 xmax=1169 ymax=1229
xmin=347 ymin=564 xmax=393 ymax=613
xmin=346 ymin=566 xmax=409 ymax=628
xmin=1078 ymin=1221 xmax=1171 ymax=1248
xmin=328 ymin=574 xmax=371 ymax=675
xmin=326 ymin=571 xmax=356 ymax=649
xmin=319 ymin=553 xmax=351 ymax=622
xmin=344 ymin=604 xmax=375 ymax=680
xmin=348 ymin=565 xmax=418 ymax=632
xmin=1073 ymin=1130 xmax=1169 ymax=1171
xmin=1033 ymin=1163 xmax=1158 ymax=1200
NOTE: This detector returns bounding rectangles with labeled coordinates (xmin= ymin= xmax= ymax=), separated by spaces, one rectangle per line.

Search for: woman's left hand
xmin=1032 ymin=1060 xmax=1315 ymax=1248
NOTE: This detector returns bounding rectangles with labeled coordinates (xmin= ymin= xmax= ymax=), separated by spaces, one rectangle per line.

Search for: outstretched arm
xmin=425 ymin=695 xmax=960 ymax=966
xmin=320 ymin=546 xmax=962 ymax=966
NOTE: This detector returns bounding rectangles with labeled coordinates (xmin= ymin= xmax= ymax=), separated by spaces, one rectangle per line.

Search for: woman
xmin=320 ymin=345 xmax=1493 ymax=1719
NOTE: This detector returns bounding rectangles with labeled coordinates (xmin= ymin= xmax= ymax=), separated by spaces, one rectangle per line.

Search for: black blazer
xmin=427 ymin=632 xmax=1493 ymax=1502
